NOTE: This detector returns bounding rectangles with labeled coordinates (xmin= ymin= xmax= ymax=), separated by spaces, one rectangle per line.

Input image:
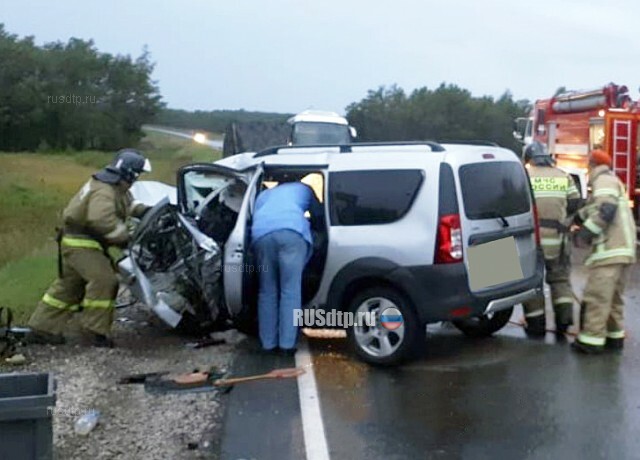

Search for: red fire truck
xmin=514 ymin=83 xmax=640 ymax=220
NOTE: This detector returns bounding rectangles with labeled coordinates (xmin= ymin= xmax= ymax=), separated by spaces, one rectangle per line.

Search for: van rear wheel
xmin=347 ymin=287 xmax=423 ymax=366
xmin=452 ymin=307 xmax=513 ymax=338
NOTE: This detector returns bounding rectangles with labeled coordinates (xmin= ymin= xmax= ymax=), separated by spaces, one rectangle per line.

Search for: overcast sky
xmin=2 ymin=0 xmax=639 ymax=114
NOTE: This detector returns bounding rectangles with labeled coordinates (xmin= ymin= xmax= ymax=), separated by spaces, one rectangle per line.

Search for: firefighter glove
xmin=573 ymin=226 xmax=596 ymax=248
xmin=599 ymin=202 xmax=618 ymax=224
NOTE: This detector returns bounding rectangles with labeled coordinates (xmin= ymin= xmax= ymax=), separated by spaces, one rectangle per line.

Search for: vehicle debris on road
xmin=4 ymin=353 xmax=27 ymax=365
xmin=74 ymin=409 xmax=101 ymax=436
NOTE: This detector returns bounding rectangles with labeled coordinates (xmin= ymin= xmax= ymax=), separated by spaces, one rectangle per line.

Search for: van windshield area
xmin=182 ymin=171 xmax=238 ymax=215
xmin=292 ymin=122 xmax=351 ymax=145
xmin=459 ymin=162 xmax=531 ymax=219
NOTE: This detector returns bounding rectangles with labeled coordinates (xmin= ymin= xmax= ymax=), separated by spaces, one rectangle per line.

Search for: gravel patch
xmin=1 ymin=307 xmax=244 ymax=459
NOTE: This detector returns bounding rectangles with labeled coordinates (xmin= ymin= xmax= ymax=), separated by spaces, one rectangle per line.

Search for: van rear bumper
xmin=389 ymin=251 xmax=545 ymax=324
xmin=484 ymin=288 xmax=540 ymax=315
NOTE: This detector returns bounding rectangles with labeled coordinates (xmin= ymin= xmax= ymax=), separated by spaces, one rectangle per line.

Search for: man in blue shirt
xmin=251 ymin=174 xmax=323 ymax=354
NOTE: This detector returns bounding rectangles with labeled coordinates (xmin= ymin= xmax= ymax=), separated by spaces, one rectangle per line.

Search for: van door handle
xmin=469 ymin=225 xmax=534 ymax=245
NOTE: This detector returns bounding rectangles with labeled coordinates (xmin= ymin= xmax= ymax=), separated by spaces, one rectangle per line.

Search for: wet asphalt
xmin=222 ymin=256 xmax=640 ymax=459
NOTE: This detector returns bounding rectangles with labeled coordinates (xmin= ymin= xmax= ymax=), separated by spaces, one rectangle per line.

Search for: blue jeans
xmin=253 ymin=229 xmax=310 ymax=350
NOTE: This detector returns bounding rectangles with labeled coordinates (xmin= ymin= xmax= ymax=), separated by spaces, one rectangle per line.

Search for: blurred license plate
xmin=467 ymin=236 xmax=524 ymax=290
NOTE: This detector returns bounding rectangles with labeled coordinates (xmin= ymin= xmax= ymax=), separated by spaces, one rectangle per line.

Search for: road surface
xmin=221 ymin=253 xmax=640 ymax=459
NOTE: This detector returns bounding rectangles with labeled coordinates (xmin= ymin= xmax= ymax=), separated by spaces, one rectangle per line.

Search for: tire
xmin=346 ymin=287 xmax=424 ymax=366
xmin=234 ymin=305 xmax=259 ymax=337
xmin=176 ymin=313 xmax=217 ymax=337
xmin=452 ymin=307 xmax=514 ymax=338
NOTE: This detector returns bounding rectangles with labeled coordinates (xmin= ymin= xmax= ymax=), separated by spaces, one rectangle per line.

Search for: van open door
xmin=223 ymin=163 xmax=264 ymax=316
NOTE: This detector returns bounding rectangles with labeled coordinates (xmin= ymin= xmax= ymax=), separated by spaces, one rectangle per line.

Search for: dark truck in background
xmin=222 ymin=110 xmax=357 ymax=157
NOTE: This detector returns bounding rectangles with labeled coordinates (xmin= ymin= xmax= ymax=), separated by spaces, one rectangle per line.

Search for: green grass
xmin=0 ymin=244 xmax=58 ymax=325
xmin=0 ymin=131 xmax=221 ymax=324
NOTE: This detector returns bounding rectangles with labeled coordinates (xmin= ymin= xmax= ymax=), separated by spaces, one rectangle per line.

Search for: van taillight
xmin=436 ymin=214 xmax=463 ymax=263
xmin=532 ymin=204 xmax=541 ymax=246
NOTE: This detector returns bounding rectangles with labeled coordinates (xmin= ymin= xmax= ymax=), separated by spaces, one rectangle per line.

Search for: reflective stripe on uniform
xmin=586 ymin=248 xmax=636 ymax=265
xmin=620 ymin=196 xmax=635 ymax=255
xmin=553 ymin=297 xmax=574 ymax=306
xmin=607 ymin=330 xmax=625 ymax=339
xmin=42 ymin=294 xmax=81 ymax=311
xmin=61 ymin=236 xmax=102 ymax=250
xmin=42 ymin=293 xmax=70 ymax=309
xmin=82 ymin=298 xmax=115 ymax=309
xmin=541 ymin=237 xmax=562 ymax=246
xmin=577 ymin=333 xmax=606 ymax=346
xmin=593 ymin=188 xmax=620 ymax=197
xmin=583 ymin=219 xmax=603 ymax=235
xmin=525 ymin=310 xmax=545 ymax=318
xmin=533 ymin=191 xmax=568 ymax=199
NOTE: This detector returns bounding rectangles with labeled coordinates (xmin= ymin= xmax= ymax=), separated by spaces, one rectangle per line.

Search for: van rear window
xmin=459 ymin=162 xmax=530 ymax=219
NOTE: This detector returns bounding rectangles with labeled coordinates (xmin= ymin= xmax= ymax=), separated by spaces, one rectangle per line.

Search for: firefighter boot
xmin=571 ymin=340 xmax=604 ymax=355
xmin=524 ymin=315 xmax=546 ymax=339
xmin=605 ymin=337 xmax=624 ymax=352
xmin=554 ymin=303 xmax=573 ymax=339
xmin=24 ymin=329 xmax=66 ymax=345
xmin=88 ymin=333 xmax=115 ymax=348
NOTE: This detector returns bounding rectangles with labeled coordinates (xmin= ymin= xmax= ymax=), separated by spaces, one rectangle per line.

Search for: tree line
xmin=157 ymin=84 xmax=531 ymax=152
xmin=346 ymin=84 xmax=530 ymax=152
xmin=0 ymin=24 xmax=162 ymax=151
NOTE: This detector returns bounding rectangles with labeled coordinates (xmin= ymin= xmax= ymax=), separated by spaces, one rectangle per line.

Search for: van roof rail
xmin=439 ymin=140 xmax=500 ymax=147
xmin=254 ymin=141 xmax=445 ymax=158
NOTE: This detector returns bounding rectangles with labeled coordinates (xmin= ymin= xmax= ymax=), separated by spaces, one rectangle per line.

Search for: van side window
xmin=329 ymin=170 xmax=423 ymax=226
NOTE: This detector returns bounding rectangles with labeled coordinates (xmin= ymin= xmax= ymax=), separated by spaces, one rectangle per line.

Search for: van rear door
xmin=453 ymin=155 xmax=537 ymax=292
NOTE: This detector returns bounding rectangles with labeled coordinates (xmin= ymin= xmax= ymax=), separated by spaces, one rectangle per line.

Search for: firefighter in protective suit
xmin=522 ymin=141 xmax=582 ymax=338
xmin=572 ymin=150 xmax=636 ymax=354
xmin=27 ymin=149 xmax=151 ymax=347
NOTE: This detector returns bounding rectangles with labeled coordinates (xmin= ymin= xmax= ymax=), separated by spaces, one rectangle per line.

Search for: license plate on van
xmin=467 ymin=236 xmax=524 ymax=290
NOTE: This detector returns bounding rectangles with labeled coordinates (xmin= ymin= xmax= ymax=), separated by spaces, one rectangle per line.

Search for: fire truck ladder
xmin=609 ymin=119 xmax=640 ymax=245
xmin=611 ymin=119 xmax=632 ymax=191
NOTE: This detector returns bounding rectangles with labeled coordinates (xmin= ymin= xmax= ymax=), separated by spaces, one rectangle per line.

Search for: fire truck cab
xmin=514 ymin=83 xmax=640 ymax=221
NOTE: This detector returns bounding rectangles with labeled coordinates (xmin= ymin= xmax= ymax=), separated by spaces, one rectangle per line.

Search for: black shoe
xmin=555 ymin=322 xmax=571 ymax=341
xmin=605 ymin=337 xmax=624 ymax=351
xmin=554 ymin=304 xmax=573 ymax=331
xmin=571 ymin=340 xmax=604 ymax=355
xmin=524 ymin=316 xmax=546 ymax=339
xmin=24 ymin=330 xmax=66 ymax=345
xmin=259 ymin=347 xmax=279 ymax=355
xmin=91 ymin=334 xmax=115 ymax=348
xmin=278 ymin=348 xmax=297 ymax=357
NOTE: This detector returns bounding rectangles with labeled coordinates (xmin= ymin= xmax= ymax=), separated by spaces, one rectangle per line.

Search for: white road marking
xmin=295 ymin=339 xmax=331 ymax=460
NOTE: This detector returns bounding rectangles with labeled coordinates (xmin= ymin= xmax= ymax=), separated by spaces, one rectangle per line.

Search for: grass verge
xmin=0 ymin=131 xmax=221 ymax=324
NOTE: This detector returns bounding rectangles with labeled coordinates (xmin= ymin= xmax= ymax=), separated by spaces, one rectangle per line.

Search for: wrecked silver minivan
xmin=121 ymin=143 xmax=544 ymax=365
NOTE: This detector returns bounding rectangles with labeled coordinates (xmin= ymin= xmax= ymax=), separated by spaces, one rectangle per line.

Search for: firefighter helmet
xmin=524 ymin=141 xmax=553 ymax=166
xmin=590 ymin=149 xmax=612 ymax=168
xmin=95 ymin=149 xmax=152 ymax=184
